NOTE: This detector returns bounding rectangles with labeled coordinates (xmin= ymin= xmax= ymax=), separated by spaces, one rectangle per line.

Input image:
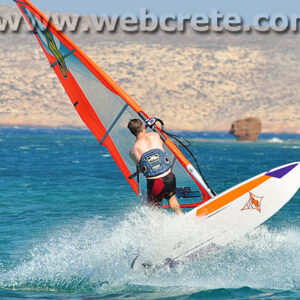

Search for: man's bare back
xmin=130 ymin=131 xmax=163 ymax=162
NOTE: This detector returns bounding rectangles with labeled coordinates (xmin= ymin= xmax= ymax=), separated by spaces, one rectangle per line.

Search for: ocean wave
xmin=267 ymin=137 xmax=284 ymax=144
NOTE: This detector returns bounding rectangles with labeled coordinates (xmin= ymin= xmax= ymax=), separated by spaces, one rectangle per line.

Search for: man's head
xmin=128 ymin=119 xmax=144 ymax=137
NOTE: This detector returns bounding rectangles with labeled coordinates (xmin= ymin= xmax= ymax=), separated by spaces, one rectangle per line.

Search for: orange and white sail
xmin=15 ymin=0 xmax=214 ymax=205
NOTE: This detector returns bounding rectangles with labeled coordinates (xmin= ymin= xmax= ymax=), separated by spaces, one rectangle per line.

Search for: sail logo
xmin=23 ymin=7 xmax=68 ymax=78
xmin=42 ymin=30 xmax=68 ymax=78
xmin=242 ymin=192 xmax=263 ymax=213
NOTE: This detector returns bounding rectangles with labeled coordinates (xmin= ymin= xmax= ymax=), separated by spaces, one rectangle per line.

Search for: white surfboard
xmin=132 ymin=162 xmax=300 ymax=272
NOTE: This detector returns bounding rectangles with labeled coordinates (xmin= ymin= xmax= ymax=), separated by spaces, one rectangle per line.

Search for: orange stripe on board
xmin=196 ymin=175 xmax=270 ymax=217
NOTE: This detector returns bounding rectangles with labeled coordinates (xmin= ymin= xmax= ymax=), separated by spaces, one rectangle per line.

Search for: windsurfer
xmin=128 ymin=119 xmax=184 ymax=216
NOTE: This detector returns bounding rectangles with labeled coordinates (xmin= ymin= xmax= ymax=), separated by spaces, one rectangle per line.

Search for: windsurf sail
xmin=14 ymin=0 xmax=215 ymax=206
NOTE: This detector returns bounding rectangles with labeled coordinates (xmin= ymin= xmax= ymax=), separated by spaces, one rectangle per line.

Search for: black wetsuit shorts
xmin=147 ymin=172 xmax=176 ymax=206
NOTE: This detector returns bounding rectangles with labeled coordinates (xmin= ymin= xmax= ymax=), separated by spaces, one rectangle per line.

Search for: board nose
xmin=266 ymin=163 xmax=298 ymax=179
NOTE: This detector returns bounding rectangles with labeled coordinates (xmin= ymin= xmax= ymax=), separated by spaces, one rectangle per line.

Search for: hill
xmin=0 ymin=4 xmax=299 ymax=133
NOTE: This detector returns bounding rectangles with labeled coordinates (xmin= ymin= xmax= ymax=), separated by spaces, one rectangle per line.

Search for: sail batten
xmin=15 ymin=0 xmax=214 ymax=205
xmin=100 ymin=104 xmax=129 ymax=145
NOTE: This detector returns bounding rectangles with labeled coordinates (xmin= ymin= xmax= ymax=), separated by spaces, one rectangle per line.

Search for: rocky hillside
xmin=0 ymin=4 xmax=300 ymax=133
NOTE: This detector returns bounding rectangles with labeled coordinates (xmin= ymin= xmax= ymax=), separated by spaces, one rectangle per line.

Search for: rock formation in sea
xmin=229 ymin=117 xmax=262 ymax=141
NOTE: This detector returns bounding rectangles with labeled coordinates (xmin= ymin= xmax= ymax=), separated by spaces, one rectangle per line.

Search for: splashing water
xmin=0 ymin=205 xmax=299 ymax=296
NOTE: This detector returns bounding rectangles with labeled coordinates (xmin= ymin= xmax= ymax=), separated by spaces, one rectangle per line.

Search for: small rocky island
xmin=229 ymin=117 xmax=262 ymax=142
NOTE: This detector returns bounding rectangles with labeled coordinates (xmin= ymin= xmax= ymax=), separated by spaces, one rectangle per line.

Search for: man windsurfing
xmin=128 ymin=119 xmax=184 ymax=215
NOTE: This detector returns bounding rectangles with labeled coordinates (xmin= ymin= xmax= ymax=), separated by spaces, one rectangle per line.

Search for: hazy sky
xmin=2 ymin=0 xmax=300 ymax=23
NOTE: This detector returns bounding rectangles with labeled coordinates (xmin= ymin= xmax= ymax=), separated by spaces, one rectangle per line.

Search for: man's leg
xmin=168 ymin=195 xmax=184 ymax=216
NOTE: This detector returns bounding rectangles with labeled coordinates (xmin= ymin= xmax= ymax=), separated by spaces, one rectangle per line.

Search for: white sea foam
xmin=180 ymin=226 xmax=300 ymax=290
xmin=267 ymin=137 xmax=284 ymax=144
xmin=0 ymin=207 xmax=299 ymax=294
xmin=19 ymin=146 xmax=30 ymax=150
xmin=54 ymin=140 xmax=64 ymax=146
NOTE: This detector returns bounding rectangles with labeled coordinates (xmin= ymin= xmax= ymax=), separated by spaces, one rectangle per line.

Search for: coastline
xmin=1 ymin=125 xmax=300 ymax=139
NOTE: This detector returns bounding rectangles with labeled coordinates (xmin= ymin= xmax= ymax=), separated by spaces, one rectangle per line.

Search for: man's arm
xmin=130 ymin=150 xmax=139 ymax=165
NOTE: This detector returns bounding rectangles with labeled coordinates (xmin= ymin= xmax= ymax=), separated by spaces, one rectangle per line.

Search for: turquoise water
xmin=0 ymin=127 xmax=299 ymax=299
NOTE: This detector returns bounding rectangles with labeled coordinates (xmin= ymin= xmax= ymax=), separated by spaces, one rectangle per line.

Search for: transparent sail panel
xmin=66 ymin=55 xmax=125 ymax=130
xmin=67 ymin=55 xmax=141 ymax=173
xmin=167 ymin=148 xmax=203 ymax=206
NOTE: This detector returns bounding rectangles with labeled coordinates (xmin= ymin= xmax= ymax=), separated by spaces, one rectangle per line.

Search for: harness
xmin=129 ymin=149 xmax=171 ymax=179
xmin=139 ymin=149 xmax=171 ymax=178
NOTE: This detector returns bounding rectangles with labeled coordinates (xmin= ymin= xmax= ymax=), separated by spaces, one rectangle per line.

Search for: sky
xmin=1 ymin=0 xmax=300 ymax=23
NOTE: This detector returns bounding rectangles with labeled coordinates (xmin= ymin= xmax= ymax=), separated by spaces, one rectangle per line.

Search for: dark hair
xmin=128 ymin=119 xmax=143 ymax=137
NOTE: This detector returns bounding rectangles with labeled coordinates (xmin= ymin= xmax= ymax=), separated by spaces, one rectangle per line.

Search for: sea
xmin=0 ymin=127 xmax=299 ymax=299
